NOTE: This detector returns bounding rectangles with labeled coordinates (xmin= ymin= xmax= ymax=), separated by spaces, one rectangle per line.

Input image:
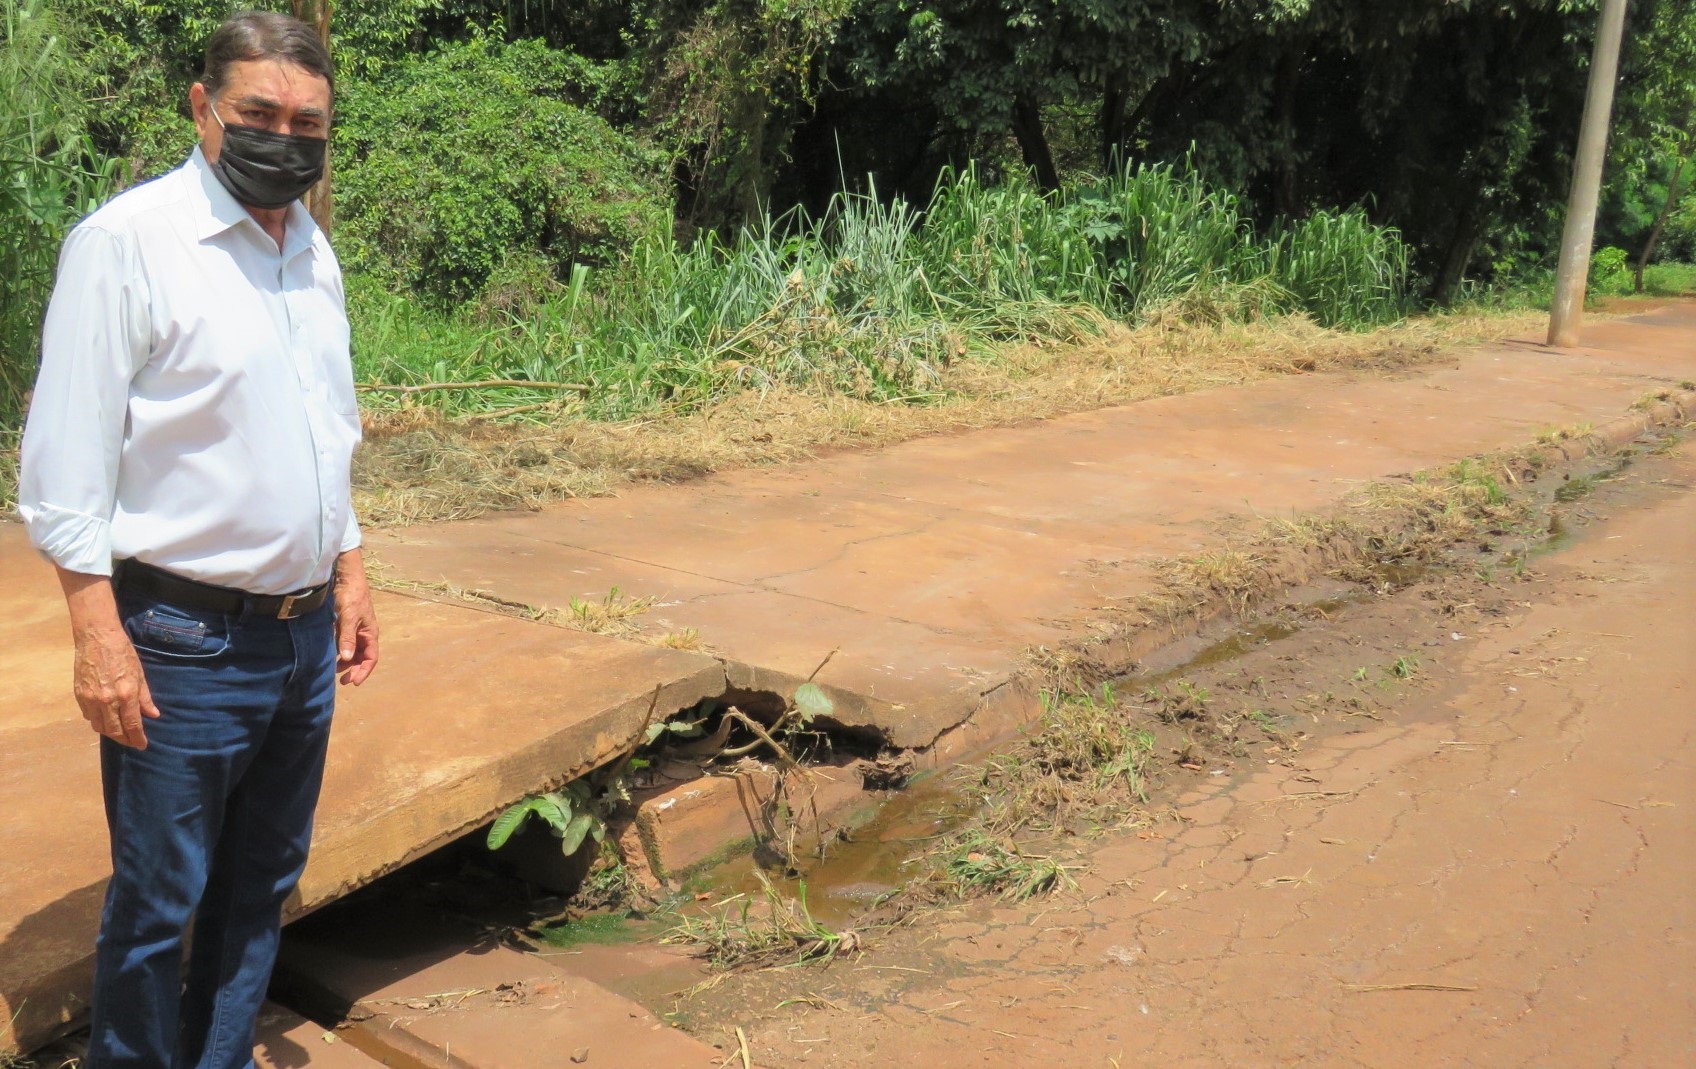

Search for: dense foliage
xmin=349 ymin=163 xmax=1410 ymax=421
xmin=0 ymin=0 xmax=113 ymax=425
xmin=332 ymin=36 xmax=669 ymax=306
xmin=2 ymin=0 xmax=1692 ymax=426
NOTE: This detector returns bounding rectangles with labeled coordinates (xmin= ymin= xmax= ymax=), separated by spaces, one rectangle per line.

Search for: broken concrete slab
xmin=0 ymin=529 xmax=725 ymax=1054
xmin=274 ymin=899 xmax=727 ymax=1069
xmin=365 ymin=304 xmax=1696 ymax=754
xmin=631 ymin=763 xmax=878 ymax=880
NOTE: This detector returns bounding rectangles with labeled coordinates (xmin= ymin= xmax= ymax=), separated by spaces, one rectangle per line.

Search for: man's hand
xmin=334 ymin=548 xmax=379 ymax=685
xmin=57 ymin=569 xmax=159 ymax=749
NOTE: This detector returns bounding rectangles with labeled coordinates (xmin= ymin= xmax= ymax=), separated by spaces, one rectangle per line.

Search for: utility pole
xmin=1547 ymin=0 xmax=1630 ymax=347
xmin=292 ymin=1 xmax=334 ymax=234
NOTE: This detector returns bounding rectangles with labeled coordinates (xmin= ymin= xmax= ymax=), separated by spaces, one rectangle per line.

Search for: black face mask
xmin=208 ymin=112 xmax=326 ymax=210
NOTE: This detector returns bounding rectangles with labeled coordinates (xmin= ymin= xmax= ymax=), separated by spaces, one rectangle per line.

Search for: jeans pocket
xmin=123 ymin=602 xmax=233 ymax=659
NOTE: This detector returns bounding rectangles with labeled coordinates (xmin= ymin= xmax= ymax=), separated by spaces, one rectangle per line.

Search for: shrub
xmin=1269 ymin=208 xmax=1410 ymax=328
xmin=333 ymin=35 xmax=669 ymax=307
xmin=1588 ymin=244 xmax=1631 ymax=293
xmin=2 ymin=0 xmax=116 ymax=425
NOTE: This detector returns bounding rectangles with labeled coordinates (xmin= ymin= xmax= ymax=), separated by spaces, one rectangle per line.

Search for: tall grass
xmin=1267 ymin=208 xmax=1411 ymax=328
xmin=353 ymin=163 xmax=1412 ymax=419
xmin=1 ymin=0 xmax=114 ymax=426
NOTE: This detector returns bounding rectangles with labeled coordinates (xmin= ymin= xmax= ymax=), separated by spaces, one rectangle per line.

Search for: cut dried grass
xmin=664 ymin=872 xmax=863 ymax=969
xmin=1131 ymin=450 xmax=1542 ymax=628
xmin=369 ymin=571 xmax=655 ymax=639
xmin=352 ymin=309 xmax=1545 ymax=526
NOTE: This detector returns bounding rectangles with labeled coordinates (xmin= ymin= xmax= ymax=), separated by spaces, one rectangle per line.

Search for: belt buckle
xmin=278 ymin=591 xmax=308 ymax=619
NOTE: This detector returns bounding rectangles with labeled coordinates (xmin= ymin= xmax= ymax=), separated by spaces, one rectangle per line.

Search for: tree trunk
xmin=1634 ymin=146 xmax=1690 ymax=293
xmin=1429 ymin=188 xmax=1486 ymax=306
xmin=292 ymin=1 xmax=333 ymax=234
xmin=1272 ymin=49 xmax=1301 ymax=218
xmin=1118 ymin=74 xmax=1180 ymax=165
xmin=1099 ymin=72 xmax=1128 ymax=173
xmin=1011 ymin=95 xmax=1060 ymax=193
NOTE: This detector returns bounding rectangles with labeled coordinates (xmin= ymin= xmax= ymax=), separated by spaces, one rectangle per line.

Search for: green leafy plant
xmin=487 ymin=779 xmax=609 ymax=857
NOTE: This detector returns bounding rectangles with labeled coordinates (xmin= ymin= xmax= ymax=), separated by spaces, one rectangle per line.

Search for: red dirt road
xmin=690 ymin=443 xmax=1696 ymax=1068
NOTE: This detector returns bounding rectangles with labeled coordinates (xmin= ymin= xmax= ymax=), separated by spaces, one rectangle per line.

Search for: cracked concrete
xmin=684 ymin=442 xmax=1694 ymax=1068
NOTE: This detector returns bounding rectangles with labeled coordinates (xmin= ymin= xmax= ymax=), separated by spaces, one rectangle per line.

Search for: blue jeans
xmin=86 ymin=587 xmax=337 ymax=1069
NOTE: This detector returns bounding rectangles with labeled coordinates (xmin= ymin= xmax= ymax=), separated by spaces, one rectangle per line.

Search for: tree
xmin=1614 ymin=0 xmax=1696 ymax=289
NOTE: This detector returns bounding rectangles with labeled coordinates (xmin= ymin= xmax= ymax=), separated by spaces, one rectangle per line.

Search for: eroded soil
xmin=672 ymin=439 xmax=1695 ymax=1068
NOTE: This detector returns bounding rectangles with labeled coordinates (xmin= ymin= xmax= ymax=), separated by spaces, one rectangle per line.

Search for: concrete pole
xmin=1547 ymin=0 xmax=1630 ymax=347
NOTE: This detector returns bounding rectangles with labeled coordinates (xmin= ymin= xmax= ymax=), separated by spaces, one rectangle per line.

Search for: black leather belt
xmin=114 ymin=559 xmax=332 ymax=620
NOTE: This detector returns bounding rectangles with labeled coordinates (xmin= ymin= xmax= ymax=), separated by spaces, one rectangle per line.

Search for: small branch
xmin=357 ymin=379 xmax=590 ymax=395
xmin=722 ymin=709 xmax=800 ymax=771
xmin=606 ymin=685 xmax=665 ymax=783
xmin=804 ymin=647 xmax=839 ymax=685
xmin=458 ymin=400 xmax=574 ymax=421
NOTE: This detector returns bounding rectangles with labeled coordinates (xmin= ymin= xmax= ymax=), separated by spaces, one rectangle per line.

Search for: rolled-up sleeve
xmin=18 ymin=224 xmax=151 ymax=576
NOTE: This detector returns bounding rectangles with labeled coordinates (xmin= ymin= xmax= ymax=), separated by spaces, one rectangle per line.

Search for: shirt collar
xmin=186 ymin=145 xmax=321 ymax=261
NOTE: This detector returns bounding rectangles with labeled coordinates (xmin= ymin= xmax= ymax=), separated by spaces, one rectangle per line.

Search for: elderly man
xmin=18 ymin=12 xmax=377 ymax=1068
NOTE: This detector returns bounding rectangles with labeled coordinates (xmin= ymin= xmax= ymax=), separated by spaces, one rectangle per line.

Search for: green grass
xmin=1641 ymin=262 xmax=1696 ymax=296
xmin=348 ymin=162 xmax=1413 ymax=420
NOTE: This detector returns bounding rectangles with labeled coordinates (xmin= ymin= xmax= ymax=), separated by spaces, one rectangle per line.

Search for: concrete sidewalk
xmin=1 ymin=301 xmax=1691 ymax=1059
xmin=368 ymin=303 xmax=1696 ymax=754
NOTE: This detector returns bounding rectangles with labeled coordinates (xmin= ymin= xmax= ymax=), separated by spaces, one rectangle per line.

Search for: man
xmin=17 ymin=12 xmax=378 ymax=1068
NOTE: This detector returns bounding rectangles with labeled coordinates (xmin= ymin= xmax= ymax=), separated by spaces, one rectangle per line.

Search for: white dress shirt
xmin=18 ymin=147 xmax=361 ymax=595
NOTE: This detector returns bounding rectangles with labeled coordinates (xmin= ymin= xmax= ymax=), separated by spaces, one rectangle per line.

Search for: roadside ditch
xmin=17 ymin=393 xmax=1689 ymax=1068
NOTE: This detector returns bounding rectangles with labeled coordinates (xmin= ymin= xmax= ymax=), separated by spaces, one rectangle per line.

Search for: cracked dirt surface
xmin=677 ymin=441 xmax=1695 ymax=1068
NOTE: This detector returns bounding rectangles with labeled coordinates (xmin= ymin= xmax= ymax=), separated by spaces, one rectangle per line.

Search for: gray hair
xmin=201 ymin=10 xmax=334 ymax=98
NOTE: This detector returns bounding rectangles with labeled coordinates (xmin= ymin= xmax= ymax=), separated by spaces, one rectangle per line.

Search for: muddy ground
xmin=665 ymin=438 xmax=1694 ymax=1068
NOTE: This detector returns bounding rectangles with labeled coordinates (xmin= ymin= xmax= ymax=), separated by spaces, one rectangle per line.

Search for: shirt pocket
xmin=124 ymin=603 xmax=234 ymax=659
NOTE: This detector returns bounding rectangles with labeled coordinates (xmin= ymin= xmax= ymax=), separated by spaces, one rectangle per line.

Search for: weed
xmin=970 ymin=686 xmax=1157 ymax=835
xmin=1554 ymin=472 xmax=1603 ymax=503
xmin=565 ymin=586 xmax=655 ymax=635
xmin=664 ymin=872 xmax=862 ymax=968
xmin=487 ymin=778 xmax=614 ymax=858
xmin=1389 ymin=655 xmax=1420 ymax=680
xmin=935 ymin=830 xmax=1077 ymax=901
xmin=1630 ymin=389 xmax=1675 ymax=411
xmin=1144 ymin=680 xmax=1210 ymax=723
xmin=657 ymin=627 xmax=704 ymax=650
xmin=1649 ymin=429 xmax=1686 ymax=457
xmin=1446 ymin=458 xmax=1508 ymax=506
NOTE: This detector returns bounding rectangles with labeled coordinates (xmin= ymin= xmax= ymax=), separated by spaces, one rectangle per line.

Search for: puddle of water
xmin=1133 ymin=619 xmax=1303 ymax=688
xmin=674 ymin=618 xmax=1324 ymax=927
xmin=692 ymin=768 xmax=979 ymax=927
